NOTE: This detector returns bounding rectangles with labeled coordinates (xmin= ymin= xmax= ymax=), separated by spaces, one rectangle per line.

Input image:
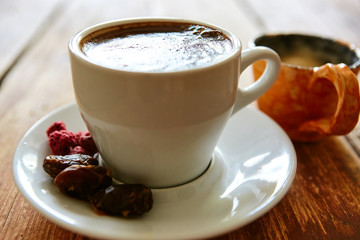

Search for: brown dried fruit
xmin=54 ymin=165 xmax=112 ymax=200
xmin=90 ymin=184 xmax=153 ymax=217
xmin=43 ymin=154 xmax=98 ymax=178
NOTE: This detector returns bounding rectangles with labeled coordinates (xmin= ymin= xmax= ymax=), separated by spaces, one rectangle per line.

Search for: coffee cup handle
xmin=298 ymin=64 xmax=360 ymax=135
xmin=232 ymin=47 xmax=281 ymax=114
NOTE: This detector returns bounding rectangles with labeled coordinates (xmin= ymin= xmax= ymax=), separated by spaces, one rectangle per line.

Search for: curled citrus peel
xmin=253 ymin=61 xmax=360 ymax=141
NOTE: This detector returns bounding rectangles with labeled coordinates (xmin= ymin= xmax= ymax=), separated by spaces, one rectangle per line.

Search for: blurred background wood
xmin=1 ymin=0 xmax=359 ymax=239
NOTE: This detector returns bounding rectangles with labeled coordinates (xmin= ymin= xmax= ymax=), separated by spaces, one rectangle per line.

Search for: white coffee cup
xmin=69 ymin=18 xmax=281 ymax=188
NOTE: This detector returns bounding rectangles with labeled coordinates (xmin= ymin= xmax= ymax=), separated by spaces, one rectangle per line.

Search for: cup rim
xmin=68 ymin=17 xmax=242 ymax=74
xmin=248 ymin=33 xmax=360 ymax=70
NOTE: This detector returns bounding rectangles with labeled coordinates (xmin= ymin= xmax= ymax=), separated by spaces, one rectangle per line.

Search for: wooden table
xmin=1 ymin=0 xmax=360 ymax=239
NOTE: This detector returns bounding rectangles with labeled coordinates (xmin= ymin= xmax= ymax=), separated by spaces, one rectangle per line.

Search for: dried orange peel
xmin=253 ymin=61 xmax=360 ymax=141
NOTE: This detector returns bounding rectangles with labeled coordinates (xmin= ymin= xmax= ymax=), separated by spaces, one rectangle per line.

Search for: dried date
xmin=54 ymin=165 xmax=112 ymax=200
xmin=90 ymin=184 xmax=153 ymax=217
xmin=44 ymin=122 xmax=154 ymax=218
xmin=43 ymin=154 xmax=98 ymax=178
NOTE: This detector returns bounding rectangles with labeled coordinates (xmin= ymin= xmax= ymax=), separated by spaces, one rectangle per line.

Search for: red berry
xmin=46 ymin=121 xmax=67 ymax=137
xmin=48 ymin=130 xmax=77 ymax=155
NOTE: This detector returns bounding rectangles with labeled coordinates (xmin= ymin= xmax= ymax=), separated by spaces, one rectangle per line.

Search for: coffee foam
xmin=81 ymin=22 xmax=233 ymax=72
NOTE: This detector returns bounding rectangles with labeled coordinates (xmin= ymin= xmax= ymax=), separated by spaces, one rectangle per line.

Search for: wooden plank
xmin=241 ymin=0 xmax=360 ymax=46
xmin=0 ymin=0 xmax=149 ymax=236
xmin=242 ymin=0 xmax=360 ymax=155
xmin=2 ymin=0 xmax=360 ymax=239
xmin=213 ymin=137 xmax=360 ymax=240
xmin=0 ymin=0 xmax=260 ymax=239
xmin=0 ymin=0 xmax=61 ymax=81
xmin=347 ymin=124 xmax=360 ymax=155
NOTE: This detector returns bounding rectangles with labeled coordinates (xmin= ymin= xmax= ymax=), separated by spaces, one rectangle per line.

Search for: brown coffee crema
xmin=254 ymin=34 xmax=360 ymax=69
xmin=80 ymin=22 xmax=233 ymax=72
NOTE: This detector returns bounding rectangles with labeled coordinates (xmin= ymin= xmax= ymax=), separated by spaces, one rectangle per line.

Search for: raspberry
xmin=74 ymin=131 xmax=87 ymax=145
xmin=46 ymin=121 xmax=67 ymax=137
xmin=48 ymin=130 xmax=77 ymax=155
xmin=76 ymin=131 xmax=98 ymax=155
xmin=47 ymin=122 xmax=98 ymax=155
xmin=70 ymin=146 xmax=89 ymax=155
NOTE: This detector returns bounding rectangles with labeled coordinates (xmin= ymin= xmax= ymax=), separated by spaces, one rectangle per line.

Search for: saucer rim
xmin=12 ymin=102 xmax=297 ymax=239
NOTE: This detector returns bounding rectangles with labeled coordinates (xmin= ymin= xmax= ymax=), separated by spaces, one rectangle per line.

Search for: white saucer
xmin=13 ymin=103 xmax=296 ymax=240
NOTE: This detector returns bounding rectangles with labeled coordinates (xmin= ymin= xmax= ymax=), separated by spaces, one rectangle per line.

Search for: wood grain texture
xmin=0 ymin=0 xmax=62 ymax=81
xmin=1 ymin=0 xmax=360 ymax=239
xmin=211 ymin=137 xmax=360 ymax=240
xmin=0 ymin=1 xmax=256 ymax=239
xmin=240 ymin=0 xmax=360 ymax=46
